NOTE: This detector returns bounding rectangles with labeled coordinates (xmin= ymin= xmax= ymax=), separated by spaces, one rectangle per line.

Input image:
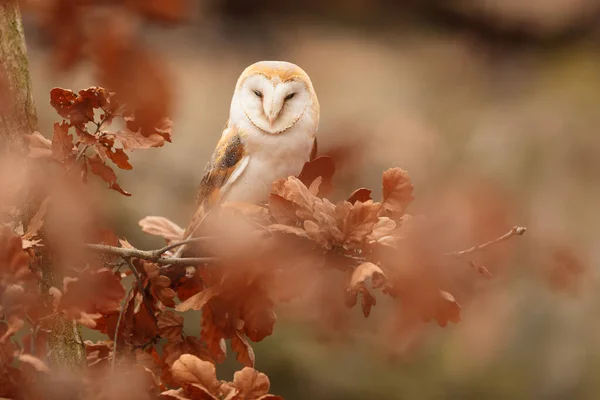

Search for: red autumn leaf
xmin=138 ymin=216 xmax=184 ymax=243
xmin=50 ymin=87 xmax=114 ymax=126
xmin=240 ymin=287 xmax=276 ymax=343
xmin=347 ymin=188 xmax=372 ymax=204
xmin=381 ymin=168 xmax=414 ymax=217
xmin=297 ymin=156 xmax=335 ymax=197
xmin=158 ymin=311 xmax=184 ymax=343
xmin=104 ymin=147 xmax=133 ymax=170
xmin=87 ymin=154 xmax=131 ymax=196
xmin=201 ymin=306 xmax=226 ymax=363
xmin=144 ymin=262 xmax=176 ymax=307
xmin=0 ymin=227 xmax=30 ymax=284
xmin=164 ymin=335 xmax=214 ymax=367
xmin=60 ymin=268 xmax=126 ymax=318
xmin=434 ymin=291 xmax=462 ymax=327
xmin=231 ymin=331 xmax=255 ymax=368
xmin=51 ymin=122 xmax=74 ymax=163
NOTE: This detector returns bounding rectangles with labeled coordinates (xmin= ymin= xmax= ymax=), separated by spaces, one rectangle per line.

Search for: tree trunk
xmin=0 ymin=0 xmax=86 ymax=370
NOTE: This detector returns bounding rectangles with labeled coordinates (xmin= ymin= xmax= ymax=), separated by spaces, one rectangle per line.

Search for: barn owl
xmin=173 ymin=61 xmax=320 ymax=256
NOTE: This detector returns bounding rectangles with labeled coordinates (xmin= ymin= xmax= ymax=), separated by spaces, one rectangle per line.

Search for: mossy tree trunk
xmin=0 ymin=0 xmax=86 ymax=370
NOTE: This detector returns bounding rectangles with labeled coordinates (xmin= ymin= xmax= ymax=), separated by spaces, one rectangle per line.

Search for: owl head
xmin=232 ymin=61 xmax=319 ymax=135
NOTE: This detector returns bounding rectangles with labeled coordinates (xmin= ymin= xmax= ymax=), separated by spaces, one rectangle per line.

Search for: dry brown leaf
xmin=347 ymin=188 xmax=372 ymax=204
xmin=228 ymin=368 xmax=276 ymax=400
xmin=267 ymin=224 xmax=307 ymax=238
xmin=158 ymin=311 xmax=184 ymax=343
xmin=342 ymin=200 xmax=381 ymax=249
xmin=171 ymin=354 xmax=221 ymax=394
xmin=18 ymin=354 xmax=50 ymax=373
xmin=381 ymin=168 xmax=414 ymax=217
xmin=139 ymin=216 xmax=184 ymax=243
xmin=350 ymin=262 xmax=387 ymax=290
xmin=175 ymin=286 xmax=219 ymax=312
xmin=22 ymin=197 xmax=50 ymax=240
xmin=231 ymin=331 xmax=255 ymax=368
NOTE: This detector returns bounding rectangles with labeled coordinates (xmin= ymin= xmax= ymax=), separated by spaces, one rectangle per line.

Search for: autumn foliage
xmin=0 ymin=80 xmax=526 ymax=398
xmin=0 ymin=2 xmax=533 ymax=399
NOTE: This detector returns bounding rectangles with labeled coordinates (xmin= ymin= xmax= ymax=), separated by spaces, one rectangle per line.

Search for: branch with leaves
xmin=2 ymin=81 xmax=529 ymax=399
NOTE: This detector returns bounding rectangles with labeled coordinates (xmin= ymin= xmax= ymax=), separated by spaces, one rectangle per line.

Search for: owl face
xmin=234 ymin=61 xmax=318 ymax=135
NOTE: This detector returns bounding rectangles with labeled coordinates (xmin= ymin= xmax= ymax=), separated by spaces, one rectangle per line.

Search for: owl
xmin=176 ymin=60 xmax=320 ymax=252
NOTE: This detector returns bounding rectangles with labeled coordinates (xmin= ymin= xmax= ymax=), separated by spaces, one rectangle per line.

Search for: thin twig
xmin=124 ymin=258 xmax=157 ymax=323
xmin=112 ymin=280 xmax=135 ymax=372
xmin=445 ymin=225 xmax=527 ymax=257
xmin=84 ymin=243 xmax=216 ymax=265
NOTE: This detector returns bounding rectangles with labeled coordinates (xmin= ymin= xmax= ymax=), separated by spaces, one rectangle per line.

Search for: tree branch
xmin=85 ymin=239 xmax=217 ymax=266
xmin=112 ymin=280 xmax=135 ymax=372
xmin=445 ymin=225 xmax=527 ymax=257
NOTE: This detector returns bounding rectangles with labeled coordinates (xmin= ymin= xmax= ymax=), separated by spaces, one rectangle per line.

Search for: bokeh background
xmin=20 ymin=1 xmax=600 ymax=398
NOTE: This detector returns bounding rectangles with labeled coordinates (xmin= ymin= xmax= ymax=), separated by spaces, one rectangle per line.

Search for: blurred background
xmin=20 ymin=0 xmax=600 ymax=398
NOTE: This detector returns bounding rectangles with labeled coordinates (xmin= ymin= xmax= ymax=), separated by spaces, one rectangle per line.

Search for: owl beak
xmin=266 ymin=106 xmax=282 ymax=127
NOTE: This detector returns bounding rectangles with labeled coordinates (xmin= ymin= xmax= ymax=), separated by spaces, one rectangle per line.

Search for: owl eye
xmin=284 ymin=93 xmax=295 ymax=101
xmin=253 ymin=90 xmax=263 ymax=98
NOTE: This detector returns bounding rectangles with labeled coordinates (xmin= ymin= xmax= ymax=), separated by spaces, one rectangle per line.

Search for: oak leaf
xmin=171 ymin=354 xmax=221 ymax=394
xmin=341 ymin=200 xmax=381 ymax=249
xmin=51 ymin=122 xmax=75 ymax=163
xmin=347 ymin=188 xmax=372 ymax=204
xmin=226 ymin=368 xmax=282 ymax=400
xmin=231 ymin=331 xmax=255 ymax=368
xmin=158 ymin=311 xmax=184 ymax=343
xmin=297 ymin=155 xmax=335 ymax=197
xmin=381 ymin=168 xmax=414 ymax=217
xmin=175 ymin=286 xmax=219 ymax=312
xmin=60 ymin=268 xmax=125 ymax=322
xmin=88 ymin=154 xmax=131 ymax=196
xmin=139 ymin=216 xmax=184 ymax=243
xmin=0 ymin=227 xmax=30 ymax=283
xmin=113 ymin=129 xmax=168 ymax=150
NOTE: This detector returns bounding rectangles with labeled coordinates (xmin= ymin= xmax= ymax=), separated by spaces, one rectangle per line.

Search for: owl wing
xmin=180 ymin=125 xmax=249 ymax=245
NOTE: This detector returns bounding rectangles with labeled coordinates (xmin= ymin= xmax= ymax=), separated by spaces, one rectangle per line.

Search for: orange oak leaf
xmin=225 ymin=367 xmax=282 ymax=400
xmin=381 ymin=168 xmax=414 ymax=217
xmin=171 ymin=354 xmax=221 ymax=394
